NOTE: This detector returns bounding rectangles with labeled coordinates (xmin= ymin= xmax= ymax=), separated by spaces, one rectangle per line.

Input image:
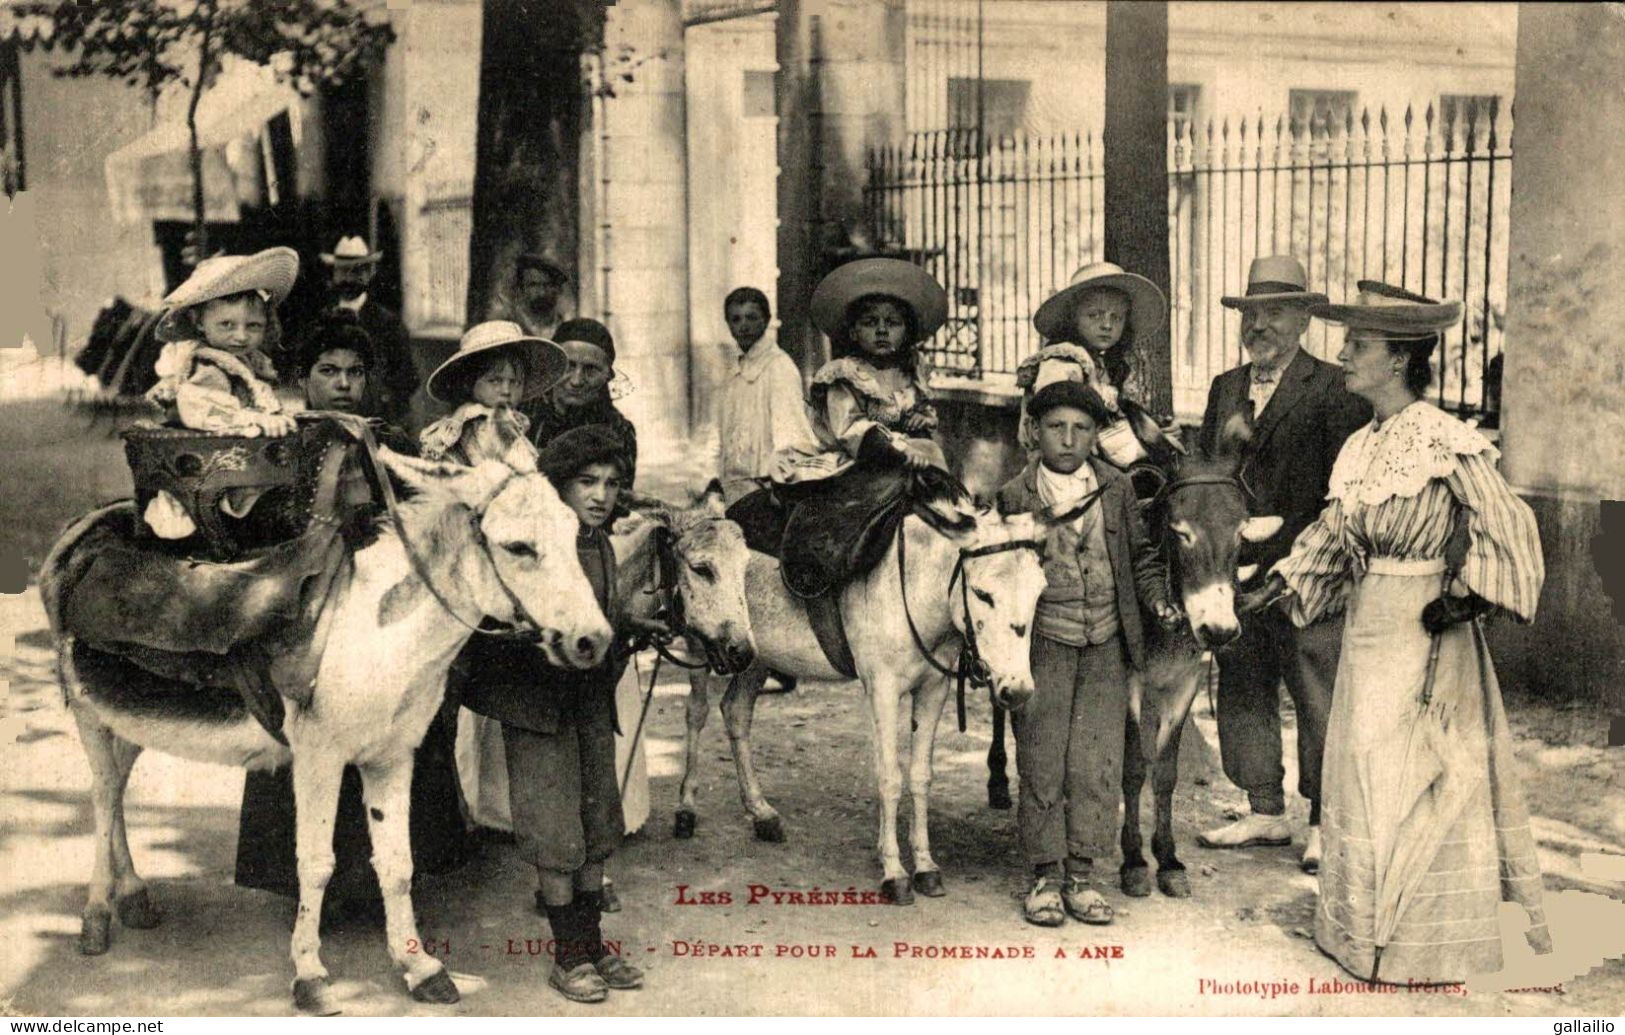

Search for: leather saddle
xmin=59 ymin=420 xmax=375 ymax=735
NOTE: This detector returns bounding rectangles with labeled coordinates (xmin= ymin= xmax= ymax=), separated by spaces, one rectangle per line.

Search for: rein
xmin=631 ymin=519 xmax=735 ymax=674
xmin=345 ymin=417 xmax=542 ymax=641
xmin=896 ymin=487 xmax=1105 ymax=732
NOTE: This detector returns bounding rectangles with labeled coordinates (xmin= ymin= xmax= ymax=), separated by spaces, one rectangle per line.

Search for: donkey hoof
xmin=79 ymin=911 xmax=112 ymax=955
xmin=116 ymin=888 xmax=162 ymax=929
xmin=987 ymin=782 xmax=1013 ymax=811
xmin=411 ymin=968 xmax=461 ymax=1005
xmin=752 ymin=816 xmax=785 ymax=843
xmin=911 ymin=870 xmax=946 ymax=897
xmin=881 ymin=878 xmax=915 ymax=906
xmin=674 ymin=810 xmax=697 ymax=840
xmin=293 ymin=977 xmax=342 ymax=1016
xmin=1157 ymin=869 xmax=1192 ymax=899
xmin=1119 ymin=867 xmax=1153 ymax=898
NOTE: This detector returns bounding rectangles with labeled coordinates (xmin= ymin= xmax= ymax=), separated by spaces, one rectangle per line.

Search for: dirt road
xmin=3 ymin=576 xmax=1621 ymax=1017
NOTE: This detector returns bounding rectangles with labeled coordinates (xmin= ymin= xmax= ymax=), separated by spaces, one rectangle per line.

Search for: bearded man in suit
xmin=1196 ymin=256 xmax=1370 ymax=873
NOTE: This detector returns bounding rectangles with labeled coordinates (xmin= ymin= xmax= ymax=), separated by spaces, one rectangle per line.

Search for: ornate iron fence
xmin=865 ymin=100 xmax=1513 ymax=420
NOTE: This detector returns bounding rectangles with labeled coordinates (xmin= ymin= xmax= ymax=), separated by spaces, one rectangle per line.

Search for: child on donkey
xmin=140 ymin=248 xmax=300 ymax=539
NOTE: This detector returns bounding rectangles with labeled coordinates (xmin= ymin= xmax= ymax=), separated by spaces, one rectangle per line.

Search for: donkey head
xmin=622 ymin=485 xmax=756 ymax=674
xmin=1156 ymin=415 xmax=1282 ymax=649
xmin=380 ymin=445 xmax=614 ymax=670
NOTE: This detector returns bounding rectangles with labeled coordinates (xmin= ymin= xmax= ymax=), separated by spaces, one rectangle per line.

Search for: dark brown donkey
xmin=986 ymin=415 xmax=1281 ymax=898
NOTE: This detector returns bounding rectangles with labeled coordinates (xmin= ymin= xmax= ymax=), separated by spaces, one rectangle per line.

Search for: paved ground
xmin=1 ymin=402 xmax=1621 ymax=1017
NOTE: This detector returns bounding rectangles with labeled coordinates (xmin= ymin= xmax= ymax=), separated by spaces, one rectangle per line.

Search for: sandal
xmin=1023 ymin=876 xmax=1066 ymax=927
xmin=1062 ymin=876 xmax=1114 ymax=925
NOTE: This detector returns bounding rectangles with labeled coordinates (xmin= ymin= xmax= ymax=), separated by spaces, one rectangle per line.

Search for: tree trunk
xmin=186 ymin=16 xmax=214 ymax=262
xmin=1103 ymin=0 xmax=1172 ymax=418
xmin=466 ymin=0 xmax=604 ymax=324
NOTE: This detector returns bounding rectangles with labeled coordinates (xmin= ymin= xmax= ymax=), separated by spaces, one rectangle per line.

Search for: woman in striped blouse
xmin=1237 ymin=282 xmax=1550 ymax=986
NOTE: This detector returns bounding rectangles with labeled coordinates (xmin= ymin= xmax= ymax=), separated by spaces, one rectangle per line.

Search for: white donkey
xmin=677 ymin=489 xmax=1059 ymax=904
xmin=38 ymin=445 xmax=612 ymax=1014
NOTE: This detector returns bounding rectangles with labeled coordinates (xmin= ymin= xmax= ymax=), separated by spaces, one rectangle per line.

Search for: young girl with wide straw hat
xmin=418 ymin=320 xmax=567 ymax=465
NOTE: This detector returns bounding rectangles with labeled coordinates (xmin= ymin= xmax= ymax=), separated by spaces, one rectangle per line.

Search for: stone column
xmin=776 ymin=0 xmax=907 ymax=379
xmin=596 ymin=0 xmax=692 ymax=457
xmin=1493 ymin=2 xmax=1625 ymax=708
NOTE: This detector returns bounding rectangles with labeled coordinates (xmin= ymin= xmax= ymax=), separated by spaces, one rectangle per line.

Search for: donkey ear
xmin=700 ymin=486 xmax=727 ymax=519
xmin=1239 ymin=515 xmax=1284 ymax=543
xmin=1213 ymin=413 xmax=1254 ymax=464
xmin=501 ymin=435 xmax=538 ymax=473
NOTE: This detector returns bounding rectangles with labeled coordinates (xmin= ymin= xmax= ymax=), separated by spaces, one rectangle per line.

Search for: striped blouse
xmin=1272 ymin=400 xmax=1544 ymax=626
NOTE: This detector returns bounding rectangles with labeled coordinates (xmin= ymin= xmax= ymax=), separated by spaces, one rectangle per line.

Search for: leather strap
xmin=804 ymin=591 xmax=857 ymax=679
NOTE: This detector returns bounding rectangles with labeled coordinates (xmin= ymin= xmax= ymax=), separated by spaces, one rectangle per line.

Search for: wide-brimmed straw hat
xmin=1033 ymin=261 xmax=1166 ymax=345
xmin=1310 ymin=281 xmax=1463 ymax=336
xmin=426 ymin=320 xmax=568 ymax=404
xmin=809 ymin=258 xmax=948 ymax=341
xmin=1220 ymin=256 xmax=1328 ymax=309
xmin=156 ymin=247 xmax=300 ymax=342
xmin=320 ymin=235 xmax=384 ymax=267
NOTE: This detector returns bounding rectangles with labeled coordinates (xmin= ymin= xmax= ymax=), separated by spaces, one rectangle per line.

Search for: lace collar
xmin=1328 ymin=400 xmax=1495 ymax=507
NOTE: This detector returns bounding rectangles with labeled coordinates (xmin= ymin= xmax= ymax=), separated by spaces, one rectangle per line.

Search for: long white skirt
xmin=455 ymin=660 xmax=650 ymax=836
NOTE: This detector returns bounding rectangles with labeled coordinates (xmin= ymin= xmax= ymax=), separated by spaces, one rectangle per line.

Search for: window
xmin=1439 ymin=94 xmax=1501 ymax=145
xmin=742 ymin=69 xmax=775 ymax=119
xmin=1168 ymin=83 xmax=1201 ymax=141
xmin=1289 ymin=89 xmax=1357 ymax=134
xmin=947 ymin=77 xmax=1031 ymax=140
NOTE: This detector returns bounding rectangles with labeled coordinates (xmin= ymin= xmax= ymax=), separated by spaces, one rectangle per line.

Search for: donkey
xmin=676 ymin=485 xmax=1064 ymax=904
xmin=615 ymin=489 xmax=755 ymax=676
xmin=38 ymin=445 xmax=613 ymax=1015
xmin=985 ymin=415 xmax=1280 ymax=899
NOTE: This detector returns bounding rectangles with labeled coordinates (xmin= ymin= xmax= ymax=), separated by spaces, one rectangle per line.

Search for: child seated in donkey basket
xmin=137 ymin=248 xmax=301 ymax=543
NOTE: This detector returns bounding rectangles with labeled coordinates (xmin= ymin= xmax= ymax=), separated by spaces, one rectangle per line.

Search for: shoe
xmin=549 ymin=962 xmax=609 ymax=1003
xmin=1197 ymin=812 xmax=1293 ymax=849
xmin=1300 ymin=827 xmax=1322 ymax=874
xmin=1060 ymin=876 xmax=1114 ymax=925
xmin=594 ymin=954 xmax=644 ymax=989
xmin=1022 ymin=876 xmax=1066 ymax=927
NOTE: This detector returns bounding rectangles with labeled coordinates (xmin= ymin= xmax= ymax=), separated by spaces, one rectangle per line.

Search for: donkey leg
xmin=1152 ymin=717 xmax=1191 ymax=898
xmin=865 ymin=677 xmax=912 ymax=905
xmin=720 ymin=663 xmax=784 ymax=842
xmin=71 ymin=708 xmax=142 ymax=954
xmin=675 ymin=667 xmax=713 ymax=839
xmin=108 ymin=734 xmax=160 ymax=930
xmin=289 ymin=755 xmax=345 ymax=1015
xmin=1119 ymin=714 xmax=1152 ymax=898
xmin=360 ymin=755 xmax=458 ymax=1004
xmin=906 ymin=675 xmax=951 ymax=897
xmin=986 ymin=695 xmax=1013 ymax=810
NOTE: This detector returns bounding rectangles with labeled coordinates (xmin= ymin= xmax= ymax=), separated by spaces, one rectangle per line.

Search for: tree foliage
xmin=16 ymin=0 xmax=395 ymax=253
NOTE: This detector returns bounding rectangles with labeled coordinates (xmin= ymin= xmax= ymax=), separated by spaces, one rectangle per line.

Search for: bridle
xmin=632 ymin=520 xmax=744 ymax=675
xmin=346 ymin=416 xmax=554 ymax=643
xmin=897 ymin=489 xmax=1104 ymax=732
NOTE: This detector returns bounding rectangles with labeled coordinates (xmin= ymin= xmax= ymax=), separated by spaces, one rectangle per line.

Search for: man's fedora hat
xmin=320 ymin=235 xmax=384 ymax=267
xmin=1033 ymin=261 xmax=1167 ymax=345
xmin=156 ymin=247 xmax=299 ymax=341
xmin=426 ymin=320 xmax=568 ymax=404
xmin=810 ymin=258 xmax=948 ymax=340
xmin=1219 ymin=256 xmax=1329 ymax=309
xmin=1310 ymin=281 xmax=1463 ymax=336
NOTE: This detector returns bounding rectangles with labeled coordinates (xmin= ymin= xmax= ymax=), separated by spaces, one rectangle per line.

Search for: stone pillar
xmin=1492 ymin=2 xmax=1625 ymax=707
xmin=1103 ymin=0 xmax=1172 ymax=418
xmin=776 ymin=0 xmax=907 ymax=379
xmin=595 ymin=0 xmax=692 ymax=457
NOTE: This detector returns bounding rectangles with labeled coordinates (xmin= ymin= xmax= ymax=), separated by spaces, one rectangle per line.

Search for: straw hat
xmin=425 ymin=321 xmax=568 ymax=404
xmin=320 ymin=235 xmax=384 ymax=267
xmin=1033 ymin=261 xmax=1166 ymax=345
xmin=1219 ymin=256 xmax=1328 ymax=309
xmin=156 ymin=247 xmax=300 ymax=342
xmin=809 ymin=258 xmax=948 ymax=341
xmin=1310 ymin=281 xmax=1463 ymax=336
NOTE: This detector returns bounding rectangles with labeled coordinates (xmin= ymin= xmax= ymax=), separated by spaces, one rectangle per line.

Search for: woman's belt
xmin=1365 ymin=556 xmax=1446 ymax=576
